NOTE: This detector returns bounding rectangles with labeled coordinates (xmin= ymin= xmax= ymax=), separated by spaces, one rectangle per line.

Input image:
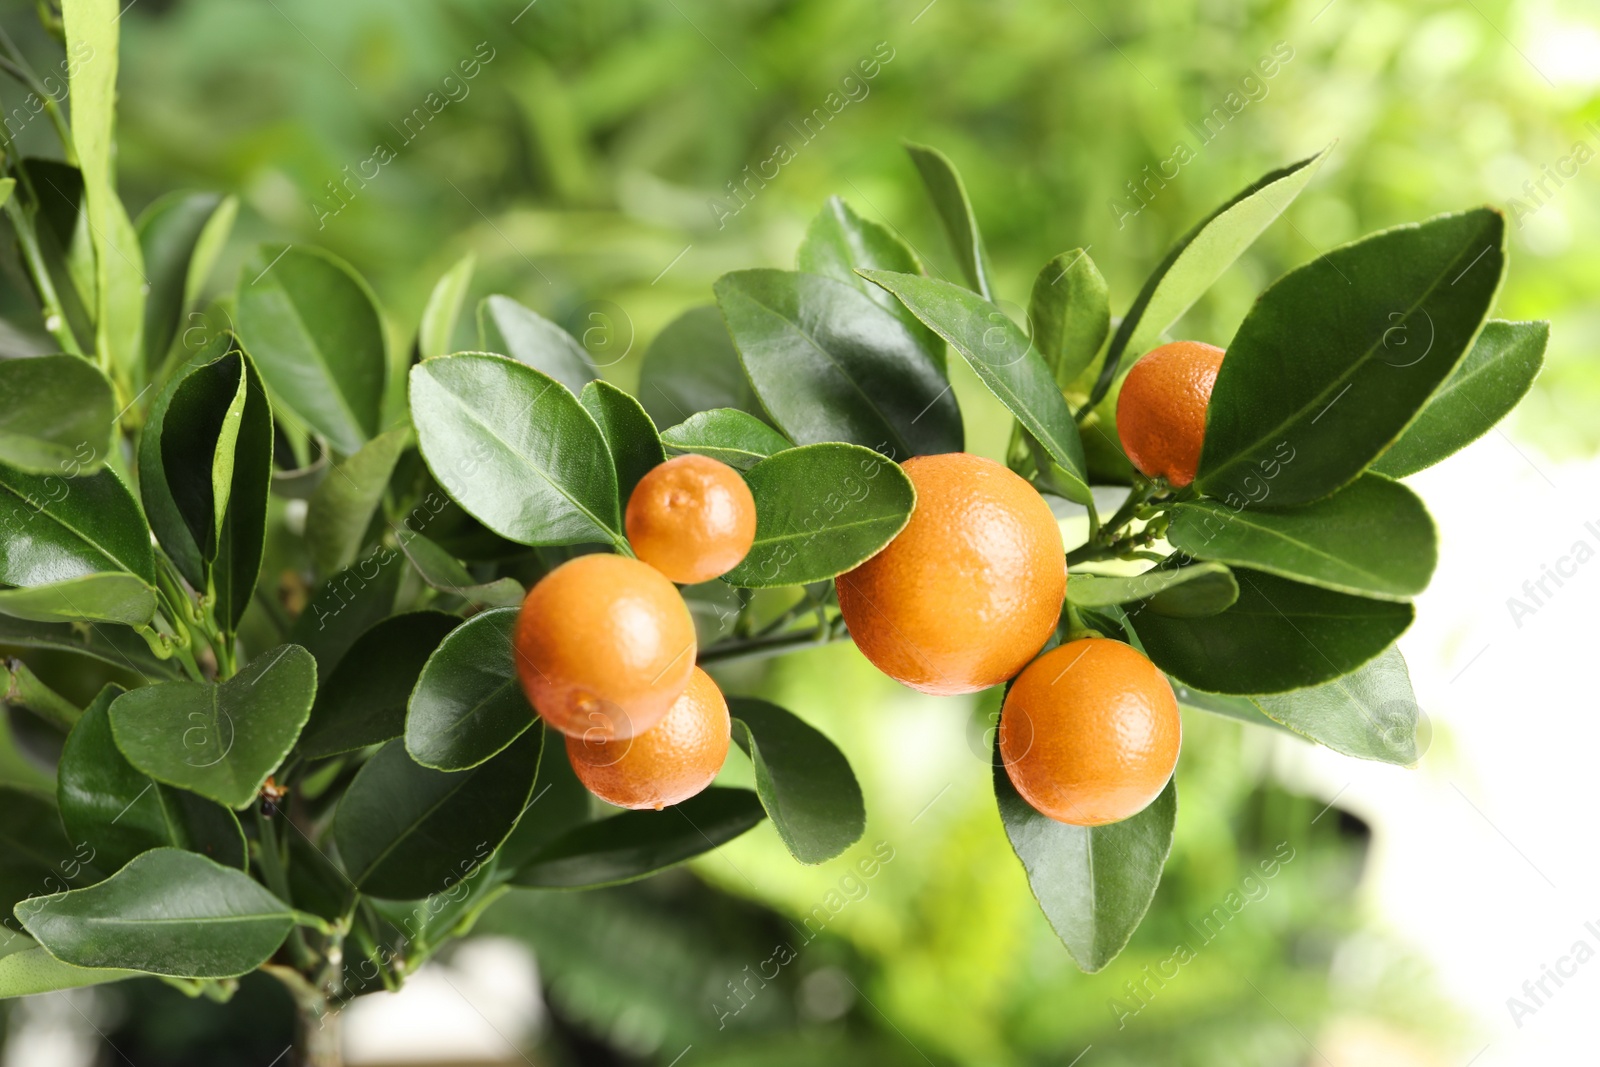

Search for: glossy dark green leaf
xmin=300 ymin=612 xmax=458 ymax=759
xmin=0 ymin=937 xmax=140 ymax=996
xmin=0 ymin=615 xmax=181 ymax=680
xmin=60 ymin=2 xmax=145 ymax=382
xmin=418 ymin=253 xmax=475 ymax=360
xmin=405 ymin=607 xmax=534 ymax=772
xmin=637 ymin=306 xmax=766 ymax=430
xmin=797 ymin=195 xmax=943 ymax=369
xmin=16 ymin=848 xmax=294 ymax=979
xmin=1128 ymin=569 xmax=1412 ymax=695
xmin=334 ymin=732 xmax=538 ymax=900
xmin=722 ymin=443 xmax=915 ymax=589
xmin=905 ymin=142 xmax=996 ymax=300
xmin=1197 ymin=208 xmax=1506 ymax=506
xmin=306 ymin=426 xmax=411 ymax=576
xmin=397 ymin=532 xmax=524 ymax=608
xmin=729 ymin=697 xmax=864 ymax=864
xmin=1373 ymin=320 xmax=1548 ymax=478
xmin=0 ymin=459 xmax=156 ymax=626
xmin=0 ymin=787 xmax=98 ymax=923
xmin=137 ymin=191 xmax=237 ymax=369
xmin=995 ymin=751 xmax=1175 ymax=973
xmin=659 ymin=408 xmax=791 ymax=471
xmin=59 ymin=686 xmax=246 ymax=872
xmin=495 ymin=726 xmax=590 ymax=873
xmin=236 ymin=245 xmax=386 ymax=455
xmin=288 ymin=547 xmax=404 ymax=675
xmin=410 ymin=353 xmax=624 ymax=549
xmin=211 ymin=356 xmax=273 ymax=632
xmin=1070 ymin=562 xmax=1238 ymax=619
xmin=1169 ymin=473 xmax=1436 ymax=600
xmin=580 ymin=379 xmax=664 ymax=505
xmin=715 ymin=269 xmax=962 ymax=459
xmin=861 ymin=270 xmax=1089 ymax=500
xmin=479 ymin=294 xmax=597 ymax=396
xmin=0 ymin=356 xmax=114 ymax=475
xmin=1101 ymin=149 xmax=1329 ymax=387
xmin=108 ymin=644 xmax=316 ymax=809
xmin=1251 ymin=647 xmax=1420 ymax=764
xmin=1030 ymin=250 xmax=1109 ymax=390
xmin=510 ymin=787 xmax=766 ymax=890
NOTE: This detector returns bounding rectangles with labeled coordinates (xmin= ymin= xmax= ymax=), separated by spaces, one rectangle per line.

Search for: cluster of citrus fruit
xmin=515 ymin=339 xmax=1221 ymax=828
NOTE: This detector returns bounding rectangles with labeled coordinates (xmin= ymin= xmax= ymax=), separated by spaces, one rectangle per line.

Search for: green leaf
xmin=108 ymin=644 xmax=316 ymax=809
xmin=797 ymin=195 xmax=944 ymax=369
xmin=478 ymin=294 xmax=597 ymax=396
xmin=0 ymin=356 xmax=115 ymax=475
xmin=62 ymin=0 xmax=146 ymax=384
xmin=396 ymin=532 xmax=524 ymax=608
xmin=905 ymin=142 xmax=996 ymax=300
xmin=1196 ymin=208 xmax=1506 ymax=506
xmin=0 ymin=938 xmax=140 ymax=997
xmin=0 ymin=574 xmax=156 ymax=628
xmin=137 ymin=191 xmax=237 ymax=369
xmin=405 ymin=606 xmax=534 ymax=772
xmin=17 ymin=160 xmax=95 ymax=350
xmin=396 ymin=534 xmax=521 ymax=607
xmin=1168 ymin=473 xmax=1436 ymax=600
xmin=580 ymin=380 xmax=664 ymax=505
xmin=418 ymin=253 xmax=475 ymax=360
xmin=0 ymin=460 xmax=156 ymax=625
xmin=1030 ymin=250 xmax=1110 ymax=389
xmin=1169 ymin=682 xmax=1296 ymax=734
xmin=0 ymin=615 xmax=181 ymax=680
xmin=305 ymin=426 xmax=411 ymax=575
xmin=636 ymin=306 xmax=766 ymax=430
xmin=236 ymin=245 xmax=387 ymax=455
xmin=659 ymin=408 xmax=791 ymax=471
xmin=139 ymin=335 xmax=272 ymax=627
xmin=334 ymin=732 xmax=538 ymax=900
xmin=995 ymin=752 xmax=1176 ymax=973
xmin=288 ymin=548 xmax=404 ymax=675
xmin=510 ymin=787 xmax=766 ymax=890
xmin=0 ymin=788 xmax=98 ymax=922
xmin=1251 ymin=647 xmax=1421 ymax=764
xmin=495 ymin=725 xmax=591 ymax=872
xmin=299 ymin=612 xmax=458 ymax=759
xmin=1128 ymin=569 xmax=1412 ymax=695
xmin=0 ymin=177 xmax=11 ymax=208
xmin=409 ymin=353 xmax=623 ymax=549
xmin=714 ymin=269 xmax=962 ymax=459
xmin=59 ymin=686 xmax=245 ymax=872
xmin=729 ymin=697 xmax=864 ymax=864
xmin=722 ymin=443 xmax=915 ymax=589
xmin=16 ymin=848 xmax=294 ymax=979
xmin=1069 ymin=562 xmax=1238 ymax=619
xmin=1101 ymin=149 xmax=1330 ymax=385
xmin=1372 ymin=320 xmax=1548 ymax=478
xmin=860 ymin=270 xmax=1089 ymax=501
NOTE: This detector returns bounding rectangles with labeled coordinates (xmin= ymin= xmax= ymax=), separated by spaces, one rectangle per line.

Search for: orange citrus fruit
xmin=566 ymin=666 xmax=731 ymax=810
xmin=999 ymin=638 xmax=1180 ymax=826
xmin=835 ymin=452 xmax=1065 ymax=695
xmin=625 ymin=454 xmax=757 ymax=584
xmin=513 ymin=553 xmax=696 ymax=741
xmin=1115 ymin=340 xmax=1225 ymax=487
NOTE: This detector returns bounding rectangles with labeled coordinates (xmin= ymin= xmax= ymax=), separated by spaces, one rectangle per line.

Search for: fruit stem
xmin=699 ymin=622 xmax=848 ymax=665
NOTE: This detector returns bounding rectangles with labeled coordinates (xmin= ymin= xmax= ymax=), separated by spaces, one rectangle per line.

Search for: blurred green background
xmin=2 ymin=0 xmax=1595 ymax=1062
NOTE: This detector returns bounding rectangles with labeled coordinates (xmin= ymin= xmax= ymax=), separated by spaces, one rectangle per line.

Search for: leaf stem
xmin=699 ymin=619 xmax=849 ymax=665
